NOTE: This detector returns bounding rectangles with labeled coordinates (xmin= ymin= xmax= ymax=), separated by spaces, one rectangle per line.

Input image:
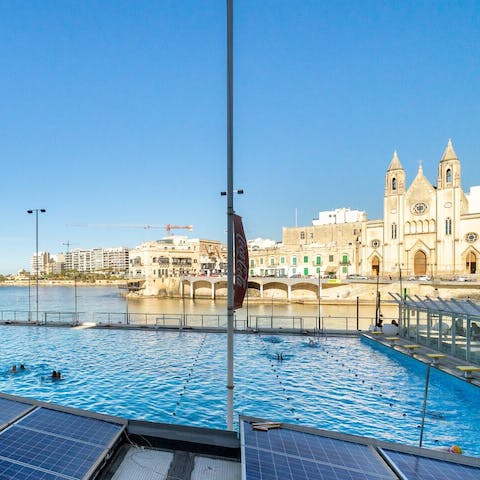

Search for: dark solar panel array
xmin=242 ymin=421 xmax=394 ymax=480
xmin=382 ymin=449 xmax=480 ymax=480
xmin=0 ymin=398 xmax=33 ymax=426
xmin=242 ymin=420 xmax=480 ymax=480
xmin=0 ymin=405 xmax=124 ymax=480
xmin=0 ymin=459 xmax=65 ymax=480
xmin=17 ymin=407 xmax=122 ymax=447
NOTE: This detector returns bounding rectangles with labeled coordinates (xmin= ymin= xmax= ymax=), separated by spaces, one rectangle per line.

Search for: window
xmin=446 ymin=168 xmax=452 ymax=183
xmin=300 ymin=231 xmax=305 ymax=240
xmin=342 ymin=255 xmax=348 ymax=264
xmin=292 ymin=256 xmax=297 ymax=266
xmin=329 ymin=255 xmax=334 ymax=262
xmin=250 ymin=259 xmax=255 ymax=267
xmin=260 ymin=258 xmax=263 ymax=265
xmin=310 ymin=232 xmax=314 ymax=239
xmin=280 ymin=256 xmax=285 ymax=264
xmin=342 ymin=266 xmax=347 ymax=273
xmin=303 ymin=268 xmax=309 ymax=276
xmin=392 ymin=177 xmax=397 ymax=190
xmin=445 ymin=218 xmax=452 ymax=235
xmin=316 ymin=267 xmax=321 ymax=274
xmin=250 ymin=269 xmax=254 ymax=275
xmin=270 ymin=257 xmax=275 ymax=266
xmin=316 ymin=256 xmax=321 ymax=265
xmin=303 ymin=256 xmax=308 ymax=263
xmin=391 ymin=223 xmax=397 ymax=239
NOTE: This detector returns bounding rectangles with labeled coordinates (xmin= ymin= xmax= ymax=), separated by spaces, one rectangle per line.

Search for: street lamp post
xmin=27 ymin=209 xmax=46 ymax=323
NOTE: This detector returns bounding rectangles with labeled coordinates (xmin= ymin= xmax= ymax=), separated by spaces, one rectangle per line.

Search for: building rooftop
xmin=0 ymin=391 xmax=479 ymax=479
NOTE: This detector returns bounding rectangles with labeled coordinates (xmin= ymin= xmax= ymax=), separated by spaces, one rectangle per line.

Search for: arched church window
xmin=446 ymin=168 xmax=452 ymax=183
xmin=445 ymin=218 xmax=452 ymax=235
xmin=392 ymin=177 xmax=397 ymax=191
xmin=391 ymin=223 xmax=397 ymax=240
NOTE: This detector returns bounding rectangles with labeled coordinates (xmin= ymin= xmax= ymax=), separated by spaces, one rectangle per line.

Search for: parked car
xmin=454 ymin=276 xmax=467 ymax=282
xmin=417 ymin=275 xmax=431 ymax=281
xmin=408 ymin=275 xmax=431 ymax=281
xmin=347 ymin=274 xmax=368 ymax=280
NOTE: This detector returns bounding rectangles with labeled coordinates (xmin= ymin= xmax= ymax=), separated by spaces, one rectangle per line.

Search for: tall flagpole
xmin=226 ymin=0 xmax=235 ymax=431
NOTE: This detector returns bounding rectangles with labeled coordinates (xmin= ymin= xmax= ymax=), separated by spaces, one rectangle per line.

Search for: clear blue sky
xmin=1 ymin=1 xmax=479 ymax=274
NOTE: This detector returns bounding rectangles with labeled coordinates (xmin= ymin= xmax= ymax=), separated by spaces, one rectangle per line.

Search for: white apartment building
xmin=30 ymin=252 xmax=52 ymax=276
xmin=64 ymin=247 xmax=129 ymax=273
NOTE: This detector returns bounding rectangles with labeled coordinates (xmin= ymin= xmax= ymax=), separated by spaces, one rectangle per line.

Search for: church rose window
xmin=412 ymin=202 xmax=428 ymax=215
xmin=466 ymin=232 xmax=478 ymax=243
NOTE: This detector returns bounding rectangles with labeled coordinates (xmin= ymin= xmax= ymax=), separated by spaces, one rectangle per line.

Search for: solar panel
xmin=0 ymin=425 xmax=104 ymax=479
xmin=0 ymin=458 xmax=66 ymax=480
xmin=242 ymin=421 xmax=394 ymax=480
xmin=17 ymin=407 xmax=123 ymax=447
xmin=381 ymin=449 xmax=480 ymax=480
xmin=0 ymin=398 xmax=32 ymax=427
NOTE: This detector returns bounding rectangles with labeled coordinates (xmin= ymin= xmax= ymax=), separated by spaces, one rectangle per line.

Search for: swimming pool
xmin=1 ymin=326 xmax=479 ymax=457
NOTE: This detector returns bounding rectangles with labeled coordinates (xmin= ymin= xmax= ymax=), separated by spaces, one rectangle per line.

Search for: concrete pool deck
xmin=363 ymin=332 xmax=480 ymax=387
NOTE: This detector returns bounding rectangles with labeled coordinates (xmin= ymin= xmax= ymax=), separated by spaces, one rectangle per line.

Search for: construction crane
xmin=68 ymin=224 xmax=193 ymax=233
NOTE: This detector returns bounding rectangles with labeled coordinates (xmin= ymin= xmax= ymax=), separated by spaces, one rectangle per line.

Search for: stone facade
xmin=251 ymin=140 xmax=479 ymax=279
xmin=363 ymin=140 xmax=479 ymax=277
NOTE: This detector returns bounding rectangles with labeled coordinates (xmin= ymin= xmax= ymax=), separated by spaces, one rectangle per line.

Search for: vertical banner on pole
xmin=233 ymin=214 xmax=248 ymax=310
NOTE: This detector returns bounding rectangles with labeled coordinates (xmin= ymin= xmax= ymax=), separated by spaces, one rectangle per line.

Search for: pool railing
xmin=0 ymin=309 xmax=398 ymax=333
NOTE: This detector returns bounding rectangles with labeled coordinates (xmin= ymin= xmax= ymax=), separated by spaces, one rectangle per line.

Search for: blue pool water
xmin=1 ymin=326 xmax=479 ymax=457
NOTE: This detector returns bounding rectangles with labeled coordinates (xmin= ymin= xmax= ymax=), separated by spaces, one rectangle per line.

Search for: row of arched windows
xmin=405 ymin=220 xmax=436 ymax=234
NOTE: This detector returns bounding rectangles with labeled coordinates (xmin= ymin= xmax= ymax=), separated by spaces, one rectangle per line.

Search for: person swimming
xmin=10 ymin=365 xmax=17 ymax=373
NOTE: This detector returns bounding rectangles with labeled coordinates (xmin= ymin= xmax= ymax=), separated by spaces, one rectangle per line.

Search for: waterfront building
xmin=64 ymin=246 xmax=129 ymax=273
xmin=249 ymin=217 xmax=362 ymax=278
xmin=363 ymin=140 xmax=480 ymax=277
xmin=30 ymin=251 xmax=53 ymax=276
xmin=250 ymin=140 xmax=480 ymax=279
xmin=128 ymin=236 xmax=227 ymax=294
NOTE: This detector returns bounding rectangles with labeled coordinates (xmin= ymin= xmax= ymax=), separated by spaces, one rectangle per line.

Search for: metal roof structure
xmin=389 ymin=293 xmax=480 ymax=317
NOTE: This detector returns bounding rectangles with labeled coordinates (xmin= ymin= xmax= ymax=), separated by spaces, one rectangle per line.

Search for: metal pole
xmin=318 ymin=273 xmax=322 ymax=334
xmin=181 ymin=277 xmax=185 ymax=331
xmin=226 ymin=0 xmax=235 ymax=431
xmin=74 ymin=275 xmax=78 ymax=324
xmin=419 ymin=363 xmax=431 ymax=447
xmin=356 ymin=296 xmax=359 ymax=330
xmin=35 ymin=210 xmax=39 ymax=322
xmin=28 ymin=273 xmax=31 ymax=322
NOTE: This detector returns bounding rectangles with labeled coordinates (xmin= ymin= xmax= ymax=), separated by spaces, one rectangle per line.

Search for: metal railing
xmin=0 ymin=309 xmax=397 ymax=333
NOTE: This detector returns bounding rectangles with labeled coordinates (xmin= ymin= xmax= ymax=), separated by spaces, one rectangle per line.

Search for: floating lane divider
xmin=172 ymin=333 xmax=208 ymax=417
xmin=257 ymin=334 xmax=300 ymax=422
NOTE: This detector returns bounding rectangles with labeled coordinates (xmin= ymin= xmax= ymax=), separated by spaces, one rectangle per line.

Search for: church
xmin=362 ymin=140 xmax=480 ymax=278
